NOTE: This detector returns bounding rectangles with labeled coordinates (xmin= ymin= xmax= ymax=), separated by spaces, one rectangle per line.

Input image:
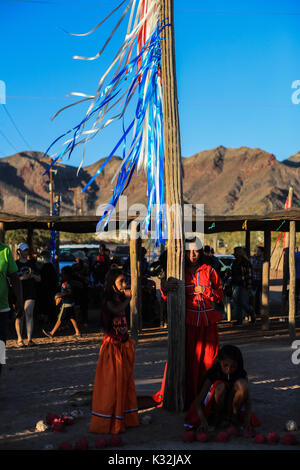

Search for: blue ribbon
xmin=44 ymin=20 xmax=170 ymax=245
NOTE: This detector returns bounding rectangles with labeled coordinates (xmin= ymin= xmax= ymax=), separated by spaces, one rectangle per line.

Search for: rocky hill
xmin=0 ymin=146 xmax=299 ymax=216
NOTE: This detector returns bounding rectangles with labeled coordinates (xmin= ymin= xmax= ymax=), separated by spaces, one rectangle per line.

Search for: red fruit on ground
xmin=46 ymin=413 xmax=58 ymax=425
xmin=51 ymin=418 xmax=65 ymax=433
xmin=254 ymin=434 xmax=266 ymax=444
xmin=109 ymin=435 xmax=124 ymax=447
xmin=95 ymin=436 xmax=107 ymax=449
xmin=75 ymin=438 xmax=89 ymax=450
xmin=61 ymin=414 xmax=75 ymax=425
xmin=267 ymin=432 xmax=280 ymax=445
xmin=59 ymin=442 xmax=73 ymax=450
xmin=226 ymin=426 xmax=239 ymax=437
xmin=182 ymin=431 xmax=195 ymax=443
xmin=282 ymin=434 xmax=297 ymax=446
xmin=216 ymin=431 xmax=228 ymax=443
xmin=196 ymin=432 xmax=210 ymax=442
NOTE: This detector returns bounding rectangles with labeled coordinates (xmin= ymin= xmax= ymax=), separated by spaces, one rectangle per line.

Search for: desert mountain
xmin=0 ymin=146 xmax=299 ymax=216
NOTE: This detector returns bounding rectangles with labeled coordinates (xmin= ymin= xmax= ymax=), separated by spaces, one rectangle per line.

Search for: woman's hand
xmin=194 ymin=285 xmax=205 ymax=295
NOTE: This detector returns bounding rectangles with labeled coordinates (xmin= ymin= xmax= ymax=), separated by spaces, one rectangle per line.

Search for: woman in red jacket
xmin=153 ymin=238 xmax=224 ymax=409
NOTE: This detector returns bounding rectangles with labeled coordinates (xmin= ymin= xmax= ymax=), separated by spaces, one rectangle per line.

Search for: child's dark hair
xmin=103 ymin=268 xmax=126 ymax=302
xmin=61 ymin=265 xmax=73 ymax=279
xmin=101 ymin=268 xmax=126 ymax=332
xmin=218 ymin=344 xmax=244 ymax=372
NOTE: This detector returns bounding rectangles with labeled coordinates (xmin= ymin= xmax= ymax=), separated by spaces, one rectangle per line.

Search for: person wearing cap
xmin=0 ymin=242 xmax=23 ymax=371
xmin=15 ymin=243 xmax=41 ymax=347
xmin=153 ymin=237 xmax=224 ymax=409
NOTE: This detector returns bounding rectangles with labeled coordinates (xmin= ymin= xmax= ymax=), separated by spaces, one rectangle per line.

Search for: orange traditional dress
xmin=89 ymin=300 xmax=139 ymax=434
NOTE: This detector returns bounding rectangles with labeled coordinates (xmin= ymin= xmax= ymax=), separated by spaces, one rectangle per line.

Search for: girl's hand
xmin=124 ymin=289 xmax=132 ymax=299
xmin=194 ymin=285 xmax=205 ymax=294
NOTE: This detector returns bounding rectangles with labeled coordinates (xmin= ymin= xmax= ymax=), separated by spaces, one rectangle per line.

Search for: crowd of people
xmin=2 ymin=242 xmax=114 ymax=347
xmin=0 ymin=236 xmax=293 ymax=438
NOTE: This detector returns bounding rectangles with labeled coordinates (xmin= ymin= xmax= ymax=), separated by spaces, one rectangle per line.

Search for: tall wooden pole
xmin=160 ymin=0 xmax=186 ymax=411
xmin=288 ymin=221 xmax=296 ymax=341
xmin=130 ymin=220 xmax=142 ymax=343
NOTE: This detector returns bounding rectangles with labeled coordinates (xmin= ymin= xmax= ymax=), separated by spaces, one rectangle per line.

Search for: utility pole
xmin=49 ymin=162 xmax=57 ymax=216
xmin=160 ymin=0 xmax=186 ymax=412
xmin=69 ymin=188 xmax=79 ymax=215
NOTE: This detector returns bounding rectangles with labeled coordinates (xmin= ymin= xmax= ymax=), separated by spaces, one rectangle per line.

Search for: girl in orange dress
xmin=89 ymin=269 xmax=139 ymax=435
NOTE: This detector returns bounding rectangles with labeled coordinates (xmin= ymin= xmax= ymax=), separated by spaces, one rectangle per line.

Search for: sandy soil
xmin=0 ymin=278 xmax=300 ymax=453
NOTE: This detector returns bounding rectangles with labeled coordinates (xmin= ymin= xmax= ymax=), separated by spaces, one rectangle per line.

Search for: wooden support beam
xmin=160 ymin=0 xmax=186 ymax=412
xmin=27 ymin=228 xmax=34 ymax=257
xmin=281 ymin=244 xmax=289 ymax=315
xmin=245 ymin=230 xmax=251 ymax=257
xmin=0 ymin=222 xmax=5 ymax=243
xmin=130 ymin=221 xmax=142 ymax=342
xmin=288 ymin=221 xmax=296 ymax=341
xmin=261 ymin=230 xmax=271 ymax=330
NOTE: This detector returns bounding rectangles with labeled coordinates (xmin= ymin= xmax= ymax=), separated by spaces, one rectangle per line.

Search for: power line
xmin=7 ymin=95 xmax=72 ymax=101
xmin=5 ymin=0 xmax=118 ymax=6
xmin=178 ymin=8 xmax=300 ymax=16
xmin=0 ymin=129 xmax=19 ymax=153
xmin=2 ymin=104 xmax=31 ymax=149
xmin=6 ymin=1 xmax=300 ymax=15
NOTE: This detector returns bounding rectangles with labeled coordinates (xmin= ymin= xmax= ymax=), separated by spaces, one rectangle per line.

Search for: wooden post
xmin=0 ymin=222 xmax=5 ymax=243
xmin=288 ymin=221 xmax=296 ymax=341
xmin=69 ymin=188 xmax=78 ymax=215
xmin=245 ymin=230 xmax=251 ymax=257
xmin=281 ymin=246 xmax=289 ymax=315
xmin=130 ymin=221 xmax=141 ymax=342
xmin=27 ymin=227 xmax=34 ymax=257
xmin=261 ymin=230 xmax=271 ymax=330
xmin=282 ymin=186 xmax=293 ymax=311
xmin=160 ymin=0 xmax=186 ymax=411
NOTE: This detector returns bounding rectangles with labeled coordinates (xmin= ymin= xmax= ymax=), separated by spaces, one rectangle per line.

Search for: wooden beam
xmin=160 ymin=0 xmax=186 ymax=412
xmin=27 ymin=227 xmax=34 ymax=257
xmin=0 ymin=222 xmax=5 ymax=243
xmin=245 ymin=230 xmax=251 ymax=257
xmin=261 ymin=230 xmax=271 ymax=330
xmin=288 ymin=221 xmax=296 ymax=341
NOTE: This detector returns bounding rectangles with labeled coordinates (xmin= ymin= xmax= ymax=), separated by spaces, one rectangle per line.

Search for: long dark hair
xmin=101 ymin=268 xmax=126 ymax=332
xmin=103 ymin=268 xmax=126 ymax=302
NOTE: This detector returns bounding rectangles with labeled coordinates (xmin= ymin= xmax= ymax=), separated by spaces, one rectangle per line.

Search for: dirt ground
xmin=0 ymin=276 xmax=300 ymax=453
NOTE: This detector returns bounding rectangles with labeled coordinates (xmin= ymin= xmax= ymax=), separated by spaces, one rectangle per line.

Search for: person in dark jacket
xmin=231 ymin=247 xmax=255 ymax=325
xmin=36 ymin=250 xmax=58 ymax=325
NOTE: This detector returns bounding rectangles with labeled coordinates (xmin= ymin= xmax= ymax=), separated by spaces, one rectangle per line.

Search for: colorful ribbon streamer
xmin=43 ymin=0 xmax=168 ymax=245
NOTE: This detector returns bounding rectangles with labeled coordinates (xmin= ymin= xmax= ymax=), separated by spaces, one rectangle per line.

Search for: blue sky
xmin=0 ymin=0 xmax=300 ymax=167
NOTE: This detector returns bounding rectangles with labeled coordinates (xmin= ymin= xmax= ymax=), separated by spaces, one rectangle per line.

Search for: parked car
xmin=58 ymin=251 xmax=76 ymax=272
